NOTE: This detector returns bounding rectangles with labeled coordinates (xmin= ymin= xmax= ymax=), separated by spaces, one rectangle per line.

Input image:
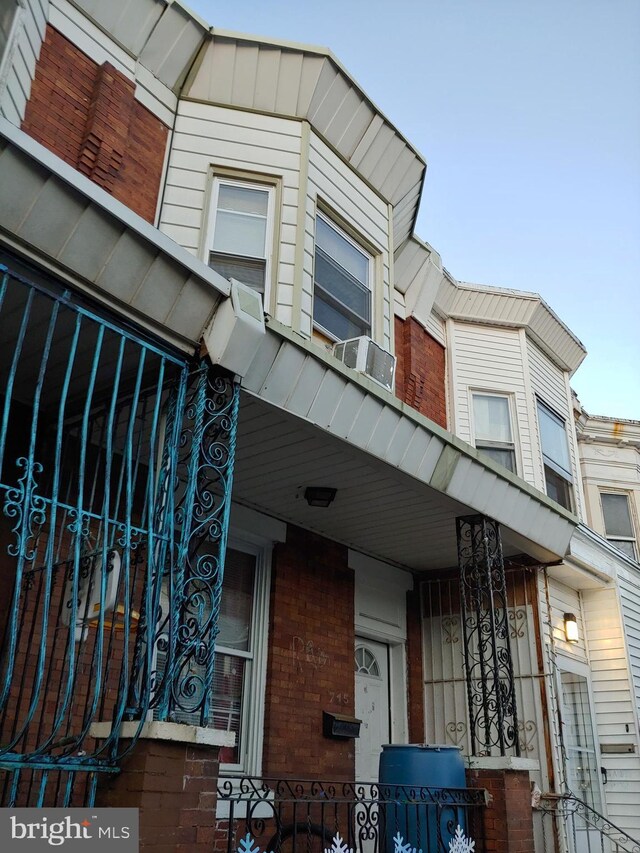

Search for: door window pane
xmin=560 ymin=671 xmax=602 ymax=812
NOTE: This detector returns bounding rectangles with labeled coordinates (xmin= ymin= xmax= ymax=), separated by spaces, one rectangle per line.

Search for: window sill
xmin=90 ymin=720 xmax=236 ymax=748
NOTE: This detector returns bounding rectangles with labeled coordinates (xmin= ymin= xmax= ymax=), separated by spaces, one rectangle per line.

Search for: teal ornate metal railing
xmin=0 ymin=263 xmax=238 ymax=806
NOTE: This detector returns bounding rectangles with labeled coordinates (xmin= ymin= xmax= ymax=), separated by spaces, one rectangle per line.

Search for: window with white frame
xmin=536 ymin=399 xmax=573 ymax=510
xmin=313 ymin=212 xmax=372 ymax=341
xmin=154 ymin=540 xmax=270 ymax=774
xmin=213 ymin=541 xmax=270 ymax=772
xmin=472 ymin=393 xmax=516 ymax=472
xmin=206 ymin=177 xmax=274 ymax=295
xmin=601 ymin=493 xmax=637 ymax=560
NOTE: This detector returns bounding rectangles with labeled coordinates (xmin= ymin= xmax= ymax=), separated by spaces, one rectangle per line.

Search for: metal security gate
xmin=0 ymin=264 xmax=238 ymax=806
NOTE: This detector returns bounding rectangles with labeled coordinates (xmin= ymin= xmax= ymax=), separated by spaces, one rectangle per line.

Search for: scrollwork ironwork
xmin=150 ymin=363 xmax=240 ymax=725
xmin=538 ymin=793 xmax=640 ymax=853
xmin=456 ymin=514 xmax=520 ymax=757
xmin=3 ymin=457 xmax=47 ymax=561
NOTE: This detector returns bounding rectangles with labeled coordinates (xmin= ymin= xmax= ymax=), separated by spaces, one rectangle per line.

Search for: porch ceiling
xmin=231 ymin=322 xmax=578 ymax=572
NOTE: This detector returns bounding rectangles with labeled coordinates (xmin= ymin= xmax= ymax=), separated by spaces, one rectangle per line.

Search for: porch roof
xmin=229 ymin=320 xmax=578 ymax=571
xmin=0 ymin=119 xmax=229 ymax=354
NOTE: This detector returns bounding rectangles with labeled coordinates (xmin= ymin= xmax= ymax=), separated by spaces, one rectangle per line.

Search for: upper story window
xmin=313 ymin=212 xmax=371 ymax=341
xmin=601 ymin=493 xmax=637 ymax=560
xmin=472 ymin=393 xmax=516 ymax=473
xmin=537 ymin=399 xmax=573 ymax=510
xmin=207 ymin=177 xmax=274 ymax=296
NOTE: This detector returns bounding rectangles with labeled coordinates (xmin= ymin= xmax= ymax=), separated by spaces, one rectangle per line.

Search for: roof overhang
xmin=64 ymin=1 xmax=427 ymax=250
xmin=436 ymin=279 xmax=587 ymax=374
xmin=228 ymin=319 xmax=578 ymax=571
xmin=0 ymin=119 xmax=229 ymax=353
xmin=182 ymin=30 xmax=426 ymax=250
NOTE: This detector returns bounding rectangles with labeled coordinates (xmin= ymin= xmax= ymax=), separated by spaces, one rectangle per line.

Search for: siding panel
xmin=450 ymin=323 xmax=535 ymax=484
xmin=159 ymin=101 xmax=302 ymax=323
xmin=583 ymin=586 xmax=640 ymax=834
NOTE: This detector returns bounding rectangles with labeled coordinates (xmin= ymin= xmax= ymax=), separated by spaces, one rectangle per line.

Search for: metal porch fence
xmin=216 ymin=777 xmax=487 ymax=853
xmin=0 ymin=263 xmax=239 ymax=806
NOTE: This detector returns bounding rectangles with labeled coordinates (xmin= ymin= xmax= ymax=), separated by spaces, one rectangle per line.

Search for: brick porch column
xmin=92 ymin=721 xmax=233 ymax=853
xmin=465 ymin=757 xmax=539 ymax=853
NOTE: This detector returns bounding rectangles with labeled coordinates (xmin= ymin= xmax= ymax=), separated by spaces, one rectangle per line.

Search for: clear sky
xmin=187 ymin=0 xmax=640 ymax=420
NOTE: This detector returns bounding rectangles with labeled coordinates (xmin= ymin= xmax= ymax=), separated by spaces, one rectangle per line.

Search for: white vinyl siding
xmin=159 ymin=101 xmax=302 ymax=323
xmin=583 ymin=586 xmax=640 ymax=837
xmin=547 ymin=578 xmax=588 ymax=661
xmin=0 ymin=0 xmax=47 ymax=125
xmin=448 ymin=323 xmax=534 ymax=483
xmin=618 ymin=568 xmax=640 ymax=743
xmin=305 ymin=131 xmax=391 ymax=348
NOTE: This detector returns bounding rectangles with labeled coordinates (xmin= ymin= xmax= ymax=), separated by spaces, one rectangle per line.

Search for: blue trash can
xmin=378 ymin=744 xmax=466 ymax=853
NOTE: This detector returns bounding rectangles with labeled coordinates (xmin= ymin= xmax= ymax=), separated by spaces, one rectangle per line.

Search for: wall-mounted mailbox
xmin=600 ymin=743 xmax=636 ymax=754
xmin=323 ymin=711 xmax=361 ymax=740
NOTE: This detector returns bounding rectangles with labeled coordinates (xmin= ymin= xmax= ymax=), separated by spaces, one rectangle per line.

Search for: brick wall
xmin=406 ymin=588 xmax=425 ymax=742
xmin=22 ymin=26 xmax=167 ymax=223
xmin=466 ymin=768 xmax=535 ymax=853
xmin=98 ymin=738 xmax=221 ymax=853
xmin=394 ymin=316 xmax=447 ymax=428
xmin=263 ymin=525 xmax=355 ymax=779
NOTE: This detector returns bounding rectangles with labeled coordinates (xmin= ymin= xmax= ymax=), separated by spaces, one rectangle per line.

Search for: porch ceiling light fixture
xmin=304 ymin=487 xmax=337 ymax=508
xmin=563 ymin=613 xmax=579 ymax=644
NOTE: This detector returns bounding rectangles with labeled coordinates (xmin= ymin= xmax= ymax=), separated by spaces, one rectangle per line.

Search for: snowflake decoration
xmin=393 ymin=832 xmax=422 ymax=853
xmin=324 ymin=834 xmax=353 ymax=853
xmin=237 ymin=834 xmax=264 ymax=853
xmin=448 ymin=825 xmax=475 ymax=853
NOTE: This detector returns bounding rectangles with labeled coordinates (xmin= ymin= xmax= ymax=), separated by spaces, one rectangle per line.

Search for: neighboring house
xmin=0 ymin=3 xmax=637 ymax=853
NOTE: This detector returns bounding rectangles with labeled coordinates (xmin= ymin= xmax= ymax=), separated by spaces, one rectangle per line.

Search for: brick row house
xmin=1 ymin=3 xmax=640 ymax=853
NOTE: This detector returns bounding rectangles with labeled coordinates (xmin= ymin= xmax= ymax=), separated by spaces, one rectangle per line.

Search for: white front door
xmin=355 ymin=638 xmax=391 ymax=783
xmin=560 ymin=668 xmax=605 ymax=853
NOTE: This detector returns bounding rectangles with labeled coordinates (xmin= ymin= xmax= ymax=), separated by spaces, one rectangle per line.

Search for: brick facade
xmin=263 ymin=525 xmax=355 ymax=779
xmin=406 ymin=588 xmax=425 ymax=743
xmin=22 ymin=26 xmax=167 ymax=223
xmin=466 ymin=768 xmax=535 ymax=853
xmin=394 ymin=316 xmax=447 ymax=429
xmin=97 ymin=738 xmax=221 ymax=853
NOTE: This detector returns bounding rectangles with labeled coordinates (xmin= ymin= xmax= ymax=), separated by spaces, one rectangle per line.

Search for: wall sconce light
xmin=564 ymin=613 xmax=579 ymax=644
xmin=304 ymin=487 xmax=337 ymax=508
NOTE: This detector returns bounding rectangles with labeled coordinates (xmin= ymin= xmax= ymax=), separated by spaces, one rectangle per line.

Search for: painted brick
xmin=394 ymin=316 xmax=447 ymax=428
xmin=22 ymin=25 xmax=167 ymax=223
xmin=466 ymin=768 xmax=535 ymax=853
xmin=263 ymin=524 xmax=355 ymax=779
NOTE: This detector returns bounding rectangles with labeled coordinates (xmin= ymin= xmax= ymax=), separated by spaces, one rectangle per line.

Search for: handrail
xmin=539 ymin=793 xmax=640 ymax=853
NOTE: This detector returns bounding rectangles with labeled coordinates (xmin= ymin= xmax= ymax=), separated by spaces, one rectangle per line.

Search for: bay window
xmin=601 ymin=492 xmax=637 ymax=560
xmin=537 ymin=399 xmax=573 ymax=510
xmin=472 ymin=393 xmax=516 ymax=472
xmin=206 ymin=176 xmax=274 ymax=296
xmin=313 ymin=212 xmax=371 ymax=341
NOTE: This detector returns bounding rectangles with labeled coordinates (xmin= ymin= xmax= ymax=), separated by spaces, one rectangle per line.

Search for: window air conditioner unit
xmin=333 ymin=336 xmax=396 ymax=391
